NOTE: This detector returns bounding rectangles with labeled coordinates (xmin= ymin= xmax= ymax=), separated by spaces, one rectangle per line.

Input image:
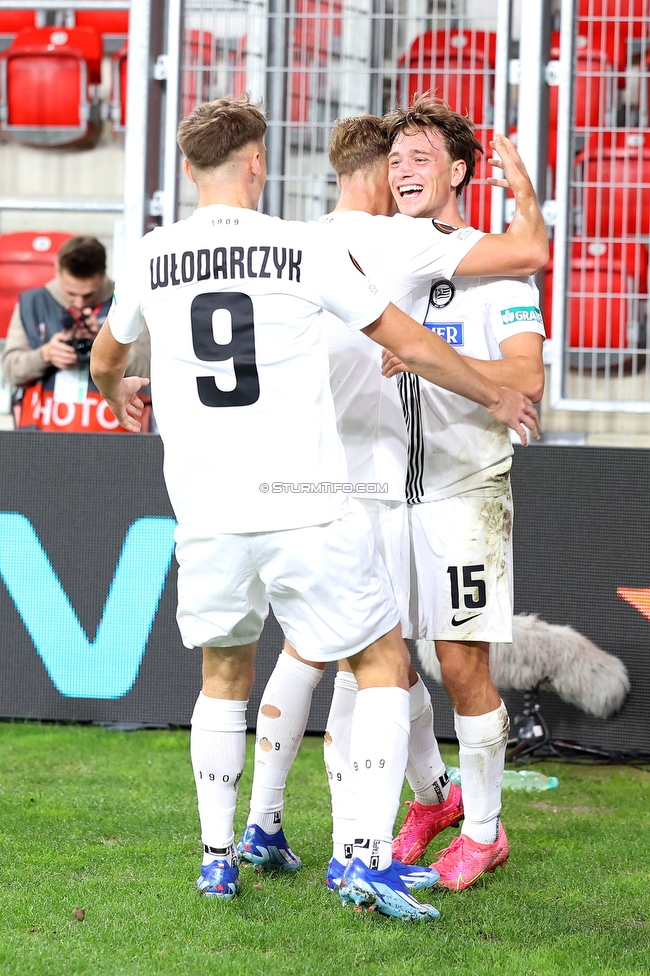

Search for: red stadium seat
xmin=543 ymin=240 xmax=648 ymax=360
xmin=575 ymin=130 xmax=650 ymax=238
xmin=0 ymin=11 xmax=37 ymax=35
xmin=578 ymin=0 xmax=650 ymax=120
xmin=290 ymin=0 xmax=342 ymax=125
xmin=0 ymin=232 xmax=75 ymax=340
xmin=74 ymin=11 xmax=129 ymax=37
xmin=75 ymin=11 xmax=128 ymax=54
xmin=548 ymin=31 xmax=619 ymax=170
xmin=117 ymin=32 xmax=219 ymax=130
xmin=576 ymin=4 xmax=637 ymax=75
xmin=8 ymin=25 xmax=102 ymax=81
xmin=0 ymin=26 xmax=102 ymax=146
xmin=399 ymin=30 xmax=497 ymax=125
xmin=578 ymin=1 xmax=650 ymax=43
xmin=181 ymin=30 xmax=215 ymax=118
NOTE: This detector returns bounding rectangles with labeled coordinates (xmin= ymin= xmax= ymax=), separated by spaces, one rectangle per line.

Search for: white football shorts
xmin=409 ymin=485 xmax=514 ymax=642
xmin=174 ymin=505 xmax=400 ymax=661
xmin=358 ymin=497 xmax=411 ymax=638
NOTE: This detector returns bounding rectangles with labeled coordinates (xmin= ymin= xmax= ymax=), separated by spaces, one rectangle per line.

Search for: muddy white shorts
xmin=409 ymin=484 xmax=514 ymax=642
xmin=175 ymin=505 xmax=400 ymax=661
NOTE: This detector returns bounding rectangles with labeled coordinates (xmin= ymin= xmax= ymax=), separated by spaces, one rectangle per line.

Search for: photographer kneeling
xmin=1 ymin=236 xmax=150 ymax=432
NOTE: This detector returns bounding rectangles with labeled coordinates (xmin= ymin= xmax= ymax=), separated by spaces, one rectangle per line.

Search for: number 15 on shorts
xmin=446 ymin=564 xmax=487 ymax=609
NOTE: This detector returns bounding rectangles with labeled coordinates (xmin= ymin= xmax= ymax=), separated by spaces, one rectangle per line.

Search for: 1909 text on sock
xmin=352 ymin=758 xmax=386 ymax=770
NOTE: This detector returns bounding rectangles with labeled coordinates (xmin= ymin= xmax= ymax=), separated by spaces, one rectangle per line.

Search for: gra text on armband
xmin=500 ymin=306 xmax=543 ymax=326
xmin=150 ymin=246 xmax=302 ymax=289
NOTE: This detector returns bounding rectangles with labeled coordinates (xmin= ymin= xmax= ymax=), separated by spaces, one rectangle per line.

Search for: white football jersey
xmin=319 ymin=212 xmax=485 ymax=501
xmin=401 ymin=274 xmax=546 ymax=502
xmin=108 ymin=205 xmax=390 ymax=533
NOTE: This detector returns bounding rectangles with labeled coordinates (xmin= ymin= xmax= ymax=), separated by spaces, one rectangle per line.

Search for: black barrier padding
xmin=0 ymin=432 xmax=196 ymax=724
xmin=0 ymin=433 xmax=296 ymax=727
xmin=507 ymin=445 xmax=650 ymax=754
xmin=421 ymin=445 xmax=650 ymax=752
xmin=1 ymin=434 xmax=649 ymax=752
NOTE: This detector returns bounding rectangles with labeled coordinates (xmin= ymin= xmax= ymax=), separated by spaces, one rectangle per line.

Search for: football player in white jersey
xmin=89 ymin=95 xmax=538 ymax=921
xmin=240 ymin=114 xmax=548 ymax=890
xmin=383 ymin=95 xmax=546 ymax=890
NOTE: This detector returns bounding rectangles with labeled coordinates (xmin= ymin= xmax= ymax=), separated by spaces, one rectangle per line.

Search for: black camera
xmin=62 ymin=311 xmax=95 ymax=364
xmin=67 ymin=336 xmax=94 ymax=364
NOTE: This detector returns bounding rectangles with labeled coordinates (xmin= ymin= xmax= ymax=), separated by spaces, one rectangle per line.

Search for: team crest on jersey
xmin=423 ymin=321 xmax=464 ymax=345
xmin=429 ymin=279 xmax=455 ymax=309
xmin=431 ymin=219 xmax=459 ymax=235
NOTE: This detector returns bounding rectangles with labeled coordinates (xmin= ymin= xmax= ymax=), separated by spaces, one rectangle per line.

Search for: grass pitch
xmin=0 ymin=723 xmax=647 ymax=976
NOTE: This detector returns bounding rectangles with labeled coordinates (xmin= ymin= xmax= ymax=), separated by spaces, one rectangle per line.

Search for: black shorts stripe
xmin=398 ymin=371 xmax=424 ymax=505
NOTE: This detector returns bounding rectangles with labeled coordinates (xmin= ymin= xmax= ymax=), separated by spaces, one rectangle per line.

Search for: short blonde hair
xmin=384 ymin=93 xmax=484 ymax=196
xmin=328 ymin=115 xmax=390 ymax=177
xmin=177 ymin=94 xmax=267 ymax=169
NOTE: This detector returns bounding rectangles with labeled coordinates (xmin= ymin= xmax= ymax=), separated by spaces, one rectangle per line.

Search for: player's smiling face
xmin=388 ymin=127 xmax=465 ymax=218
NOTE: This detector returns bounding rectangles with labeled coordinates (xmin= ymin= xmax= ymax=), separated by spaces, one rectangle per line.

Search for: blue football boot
xmin=196 ymin=858 xmax=240 ymax=900
xmin=237 ymin=824 xmax=302 ymax=871
xmin=326 ymin=857 xmax=348 ymax=890
xmin=339 ymin=857 xmax=440 ymax=920
xmin=327 ymin=856 xmax=439 ymax=892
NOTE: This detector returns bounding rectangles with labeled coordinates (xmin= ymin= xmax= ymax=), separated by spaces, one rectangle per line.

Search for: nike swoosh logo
xmin=451 ymin=613 xmax=482 ymax=627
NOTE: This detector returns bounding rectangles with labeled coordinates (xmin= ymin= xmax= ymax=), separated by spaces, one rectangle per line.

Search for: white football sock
xmin=324 ymin=670 xmax=358 ymax=863
xmin=351 ymin=686 xmax=410 ymax=871
xmin=455 ymin=701 xmax=510 ymax=845
xmin=248 ymin=650 xmax=323 ymax=834
xmin=406 ymin=675 xmax=451 ymax=806
xmin=190 ymin=693 xmax=248 ymax=866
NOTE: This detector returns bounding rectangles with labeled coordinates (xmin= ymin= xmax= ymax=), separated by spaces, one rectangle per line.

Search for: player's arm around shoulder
xmin=364 ymin=303 xmax=539 ymax=445
xmin=468 ymin=332 xmax=545 ymax=403
xmin=383 ymin=278 xmax=545 ymax=402
xmin=381 ymin=330 xmax=544 ymax=403
xmin=90 ymin=322 xmax=149 ymax=433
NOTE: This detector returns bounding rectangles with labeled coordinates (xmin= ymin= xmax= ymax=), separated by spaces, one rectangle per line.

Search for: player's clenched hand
xmin=382 ymin=347 xmax=408 ymax=377
xmin=488 ymin=386 xmax=540 ymax=446
xmin=103 ymin=375 xmax=150 ymax=433
xmin=486 ymin=134 xmax=535 ymax=194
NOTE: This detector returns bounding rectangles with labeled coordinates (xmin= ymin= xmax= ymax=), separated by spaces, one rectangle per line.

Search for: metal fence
xmin=550 ymin=0 xmax=650 ymax=411
xmin=177 ymin=0 xmax=501 ymax=222
xmin=174 ymin=0 xmax=650 ymax=412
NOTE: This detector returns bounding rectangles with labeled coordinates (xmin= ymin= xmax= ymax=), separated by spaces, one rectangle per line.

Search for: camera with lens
xmin=62 ymin=309 xmax=96 ymax=364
